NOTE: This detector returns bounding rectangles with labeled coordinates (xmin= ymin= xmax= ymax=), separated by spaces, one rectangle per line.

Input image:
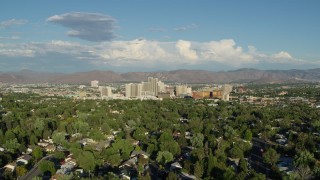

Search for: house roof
xmin=130 ymin=150 xmax=150 ymax=157
xmin=171 ymin=162 xmax=182 ymax=169
xmin=18 ymin=154 xmax=32 ymax=161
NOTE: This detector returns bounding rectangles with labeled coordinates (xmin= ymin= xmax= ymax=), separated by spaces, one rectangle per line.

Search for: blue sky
xmin=0 ymin=0 xmax=319 ymax=72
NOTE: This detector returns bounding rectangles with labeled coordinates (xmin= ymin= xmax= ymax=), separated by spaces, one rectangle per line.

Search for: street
xmin=19 ymin=154 xmax=54 ymax=180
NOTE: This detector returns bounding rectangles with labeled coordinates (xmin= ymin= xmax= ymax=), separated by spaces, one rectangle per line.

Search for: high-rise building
xmin=176 ymin=85 xmax=192 ymax=97
xmin=125 ymin=84 xmax=131 ymax=98
xmin=100 ymin=86 xmax=112 ymax=97
xmin=221 ymin=84 xmax=232 ymax=101
xmin=125 ymin=83 xmax=142 ymax=98
xmin=148 ymin=77 xmax=159 ymax=96
xmin=91 ymin=80 xmax=99 ymax=87
xmin=141 ymin=77 xmax=159 ymax=96
xmin=157 ymin=81 xmax=165 ymax=93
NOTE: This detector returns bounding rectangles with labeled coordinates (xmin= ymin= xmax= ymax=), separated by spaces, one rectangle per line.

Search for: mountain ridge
xmin=0 ymin=68 xmax=320 ymax=84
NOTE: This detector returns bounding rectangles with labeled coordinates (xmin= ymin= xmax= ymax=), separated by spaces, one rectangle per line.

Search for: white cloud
xmin=97 ymin=39 xmax=170 ymax=66
xmin=272 ymin=51 xmax=293 ymax=59
xmin=0 ymin=19 xmax=28 ymax=29
xmin=47 ymin=12 xmax=116 ymax=42
xmin=0 ymin=49 xmax=34 ymax=57
xmin=198 ymin=39 xmax=255 ymax=65
xmin=0 ymin=36 xmax=20 ymax=40
xmin=176 ymin=40 xmax=198 ymax=60
xmin=0 ymin=38 xmax=314 ymax=69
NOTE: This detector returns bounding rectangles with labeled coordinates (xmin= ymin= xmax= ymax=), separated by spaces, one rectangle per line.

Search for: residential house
xmin=130 ymin=151 xmax=150 ymax=159
xmin=4 ymin=162 xmax=16 ymax=172
xmin=119 ymin=157 xmax=138 ymax=169
xmin=227 ymin=157 xmax=240 ymax=170
xmin=170 ymin=162 xmax=182 ymax=171
xmin=45 ymin=144 xmax=56 ymax=152
xmin=56 ymin=156 xmax=77 ymax=175
xmin=17 ymin=154 xmax=32 ymax=165
xmin=180 ymin=172 xmax=197 ymax=180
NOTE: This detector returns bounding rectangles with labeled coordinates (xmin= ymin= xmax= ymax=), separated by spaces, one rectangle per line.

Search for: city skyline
xmin=1 ymin=1 xmax=320 ymax=72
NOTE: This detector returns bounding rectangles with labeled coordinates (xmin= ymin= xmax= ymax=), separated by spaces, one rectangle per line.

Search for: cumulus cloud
xmin=272 ymin=51 xmax=293 ymax=59
xmin=198 ymin=39 xmax=254 ymax=65
xmin=0 ymin=38 xmax=314 ymax=71
xmin=176 ymin=40 xmax=198 ymax=60
xmin=0 ymin=19 xmax=28 ymax=29
xmin=47 ymin=12 xmax=116 ymax=42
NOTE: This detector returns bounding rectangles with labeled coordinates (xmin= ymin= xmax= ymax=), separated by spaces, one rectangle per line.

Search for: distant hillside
xmin=1 ymin=68 xmax=320 ymax=84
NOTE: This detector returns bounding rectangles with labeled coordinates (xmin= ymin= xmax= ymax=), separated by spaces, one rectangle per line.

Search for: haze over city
xmin=0 ymin=0 xmax=320 ymax=72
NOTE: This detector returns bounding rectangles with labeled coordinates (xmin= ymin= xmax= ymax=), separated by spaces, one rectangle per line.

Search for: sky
xmin=0 ymin=0 xmax=320 ymax=73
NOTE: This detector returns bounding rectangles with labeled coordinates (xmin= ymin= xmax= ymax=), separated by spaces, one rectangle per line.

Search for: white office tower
xmin=221 ymin=84 xmax=232 ymax=101
xmin=125 ymin=83 xmax=142 ymax=98
xmin=91 ymin=80 xmax=99 ymax=87
xmin=142 ymin=77 xmax=159 ymax=96
xmin=186 ymin=87 xmax=192 ymax=95
xmin=100 ymin=86 xmax=112 ymax=98
xmin=148 ymin=77 xmax=159 ymax=96
xmin=157 ymin=81 xmax=166 ymax=93
xmin=176 ymin=85 xmax=190 ymax=96
xmin=222 ymin=84 xmax=233 ymax=93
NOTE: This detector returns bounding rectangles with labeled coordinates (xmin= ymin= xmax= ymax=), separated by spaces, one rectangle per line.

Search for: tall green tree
xmin=39 ymin=160 xmax=56 ymax=175
xmin=263 ymin=148 xmax=280 ymax=166
xmin=294 ymin=151 xmax=315 ymax=167
xmin=156 ymin=151 xmax=173 ymax=165
xmin=77 ymin=151 xmax=96 ymax=177
xmin=191 ymin=133 xmax=204 ymax=148
xmin=243 ymin=129 xmax=253 ymax=141
xmin=3 ymin=138 xmax=20 ymax=153
xmin=32 ymin=146 xmax=44 ymax=161
xmin=194 ymin=160 xmax=204 ymax=178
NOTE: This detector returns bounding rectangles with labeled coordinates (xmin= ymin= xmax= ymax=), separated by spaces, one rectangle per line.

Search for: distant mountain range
xmin=1 ymin=68 xmax=320 ymax=84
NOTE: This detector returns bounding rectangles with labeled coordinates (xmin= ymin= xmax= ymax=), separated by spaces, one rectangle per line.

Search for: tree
xmin=243 ymin=129 xmax=252 ymax=141
xmin=34 ymin=118 xmax=45 ymax=132
xmin=294 ymin=151 xmax=315 ymax=167
xmin=77 ymin=151 xmax=96 ymax=176
xmin=194 ymin=160 xmax=204 ymax=178
xmin=39 ymin=160 xmax=56 ymax=175
xmin=263 ymin=148 xmax=280 ymax=166
xmin=52 ymin=131 xmax=66 ymax=145
xmin=3 ymin=138 xmax=20 ymax=153
xmin=191 ymin=133 xmax=204 ymax=148
xmin=29 ymin=134 xmax=38 ymax=145
xmin=32 ymin=146 xmax=44 ymax=161
xmin=223 ymin=125 xmax=236 ymax=139
xmin=74 ymin=121 xmax=90 ymax=134
xmin=249 ymin=171 xmax=266 ymax=180
xmin=167 ymin=172 xmax=179 ymax=180
xmin=54 ymin=151 xmax=65 ymax=161
xmin=239 ymin=157 xmax=248 ymax=172
xmin=206 ymin=153 xmax=217 ymax=176
xmin=223 ymin=168 xmax=236 ymax=180
xmin=156 ymin=151 xmax=174 ymax=165
xmin=5 ymin=129 xmax=16 ymax=141
xmin=313 ymin=162 xmax=320 ymax=179
xmin=112 ymin=139 xmax=134 ymax=160
xmin=16 ymin=166 xmax=27 ymax=177
xmin=160 ymin=140 xmax=181 ymax=156
xmin=229 ymin=145 xmax=244 ymax=158
xmin=294 ymin=165 xmax=313 ymax=180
